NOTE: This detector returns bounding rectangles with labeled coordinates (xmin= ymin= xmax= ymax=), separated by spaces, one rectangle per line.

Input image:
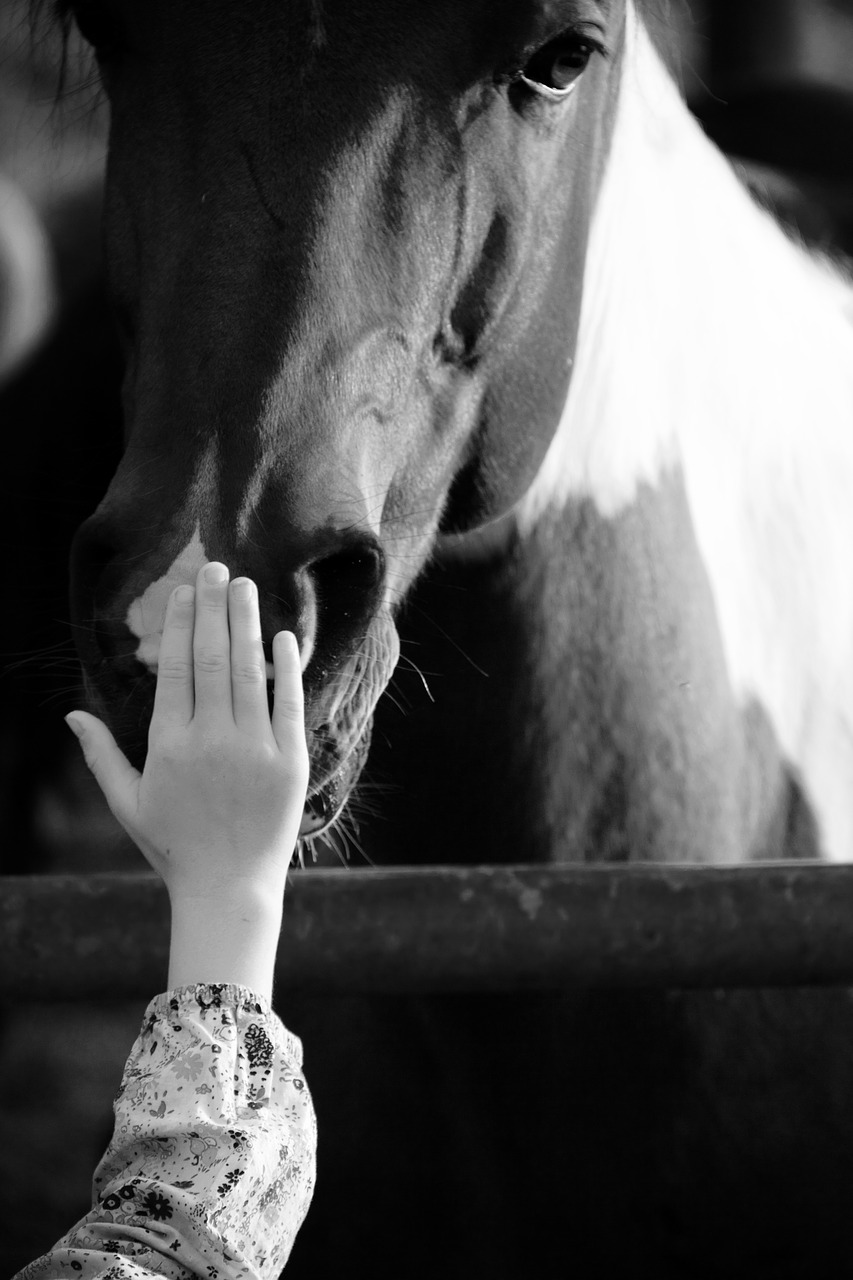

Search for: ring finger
xmin=150 ymin=583 xmax=196 ymax=728
xmin=228 ymin=576 xmax=271 ymax=732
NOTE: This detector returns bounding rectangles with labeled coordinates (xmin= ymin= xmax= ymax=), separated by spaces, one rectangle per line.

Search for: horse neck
xmin=521 ymin=6 xmax=853 ymax=527
xmin=514 ymin=6 xmax=853 ymax=862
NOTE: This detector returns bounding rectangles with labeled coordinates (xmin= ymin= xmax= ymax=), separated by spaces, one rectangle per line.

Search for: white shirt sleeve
xmin=15 ymin=983 xmax=316 ymax=1280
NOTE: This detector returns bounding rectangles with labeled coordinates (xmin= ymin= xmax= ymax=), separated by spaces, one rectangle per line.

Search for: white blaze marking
xmin=125 ymin=523 xmax=311 ymax=676
xmin=126 ymin=525 xmax=209 ymax=671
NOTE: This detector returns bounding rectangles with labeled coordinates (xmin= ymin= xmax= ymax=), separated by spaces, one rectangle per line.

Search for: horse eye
xmin=520 ymin=35 xmax=601 ymax=100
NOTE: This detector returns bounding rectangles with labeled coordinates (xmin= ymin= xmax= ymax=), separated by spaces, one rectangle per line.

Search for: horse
xmin=56 ymin=0 xmax=853 ymax=1272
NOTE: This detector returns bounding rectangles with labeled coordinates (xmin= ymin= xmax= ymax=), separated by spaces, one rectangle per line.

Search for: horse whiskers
xmin=341 ymin=822 xmax=373 ymax=868
xmin=394 ymin=653 xmax=437 ymax=686
xmin=72 ymin=613 xmax=134 ymax=627
xmin=401 ymin=600 xmax=490 ymax=679
xmin=392 ymin=661 xmax=441 ymax=685
xmin=2 ymin=673 xmax=86 ymax=702
xmin=313 ymin=829 xmax=348 ymax=870
xmin=378 ymin=687 xmax=410 ymax=718
xmin=7 ymin=668 xmax=83 ymax=688
xmin=1 ymin=650 xmax=79 ymax=676
xmin=0 ymin=634 xmax=77 ymax=657
xmin=65 ymin=617 xmax=112 ymax=634
xmin=31 ymin=688 xmax=87 ymax=710
xmin=329 ymin=808 xmax=375 ymax=869
xmin=295 ymin=787 xmax=383 ymax=870
xmin=345 ymin=791 xmax=393 ymax=824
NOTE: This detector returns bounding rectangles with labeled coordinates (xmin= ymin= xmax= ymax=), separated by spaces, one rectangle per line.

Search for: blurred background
xmin=1 ymin=0 xmax=852 ymax=1273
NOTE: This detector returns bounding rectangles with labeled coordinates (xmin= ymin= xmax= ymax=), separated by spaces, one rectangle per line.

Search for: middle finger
xmin=192 ymin=562 xmax=232 ymax=720
xmin=228 ymin=576 xmax=271 ymax=733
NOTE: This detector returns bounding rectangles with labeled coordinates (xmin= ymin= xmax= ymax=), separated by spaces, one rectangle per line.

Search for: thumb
xmin=65 ymin=711 xmax=141 ymax=824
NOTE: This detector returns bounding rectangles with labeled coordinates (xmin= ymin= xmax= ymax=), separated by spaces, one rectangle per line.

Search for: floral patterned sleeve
xmin=15 ymin=983 xmax=316 ymax=1280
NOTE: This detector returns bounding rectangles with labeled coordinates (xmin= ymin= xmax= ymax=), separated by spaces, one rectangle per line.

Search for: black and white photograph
xmin=2 ymin=2 xmax=853 ymax=1276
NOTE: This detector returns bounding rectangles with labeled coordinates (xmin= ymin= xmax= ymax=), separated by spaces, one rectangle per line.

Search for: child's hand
xmin=66 ymin=563 xmax=310 ymax=996
xmin=68 ymin=561 xmax=308 ymax=898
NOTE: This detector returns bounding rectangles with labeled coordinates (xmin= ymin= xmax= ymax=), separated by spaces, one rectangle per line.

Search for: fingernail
xmin=204 ymin=563 xmax=228 ymax=585
xmin=174 ymin=584 xmax=194 ymax=604
xmin=65 ymin=714 xmax=83 ymax=739
xmin=231 ymin=577 xmax=253 ymax=598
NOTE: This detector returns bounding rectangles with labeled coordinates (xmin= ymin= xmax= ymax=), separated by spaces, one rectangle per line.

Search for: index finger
xmin=150 ymin=584 xmax=196 ymax=729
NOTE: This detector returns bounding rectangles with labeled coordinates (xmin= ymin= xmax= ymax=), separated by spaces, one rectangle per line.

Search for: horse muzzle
xmin=71 ymin=582 xmax=400 ymax=844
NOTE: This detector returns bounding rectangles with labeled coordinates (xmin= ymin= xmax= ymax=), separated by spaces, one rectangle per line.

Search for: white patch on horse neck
xmin=518 ymin=2 xmax=853 ymax=859
xmin=126 ymin=525 xmax=209 ymax=671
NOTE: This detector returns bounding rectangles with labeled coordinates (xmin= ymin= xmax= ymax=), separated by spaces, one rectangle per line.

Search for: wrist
xmin=167 ymin=881 xmax=285 ymax=999
xmin=168 ymin=875 xmax=285 ymax=917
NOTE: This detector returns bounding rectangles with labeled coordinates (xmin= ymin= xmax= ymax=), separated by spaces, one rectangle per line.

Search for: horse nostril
xmin=309 ymin=541 xmax=385 ymax=643
xmin=313 ymin=544 xmax=382 ymax=596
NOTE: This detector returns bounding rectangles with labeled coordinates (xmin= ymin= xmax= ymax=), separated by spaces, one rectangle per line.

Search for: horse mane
xmin=634 ymin=0 xmax=698 ymax=97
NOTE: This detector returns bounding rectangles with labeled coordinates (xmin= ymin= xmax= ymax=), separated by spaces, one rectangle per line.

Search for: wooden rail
xmin=4 ymin=864 xmax=853 ymax=1000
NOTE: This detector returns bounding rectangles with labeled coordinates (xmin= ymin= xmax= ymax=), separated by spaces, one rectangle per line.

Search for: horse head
xmin=68 ymin=0 xmax=627 ymax=834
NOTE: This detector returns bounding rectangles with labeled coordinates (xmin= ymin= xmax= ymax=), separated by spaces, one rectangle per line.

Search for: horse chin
xmin=299 ymin=613 xmax=400 ymax=841
xmin=299 ymin=730 xmax=371 ymax=839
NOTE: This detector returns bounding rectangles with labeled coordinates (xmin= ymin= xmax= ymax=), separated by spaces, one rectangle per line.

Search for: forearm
xmin=167 ymin=883 xmax=285 ymax=1000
